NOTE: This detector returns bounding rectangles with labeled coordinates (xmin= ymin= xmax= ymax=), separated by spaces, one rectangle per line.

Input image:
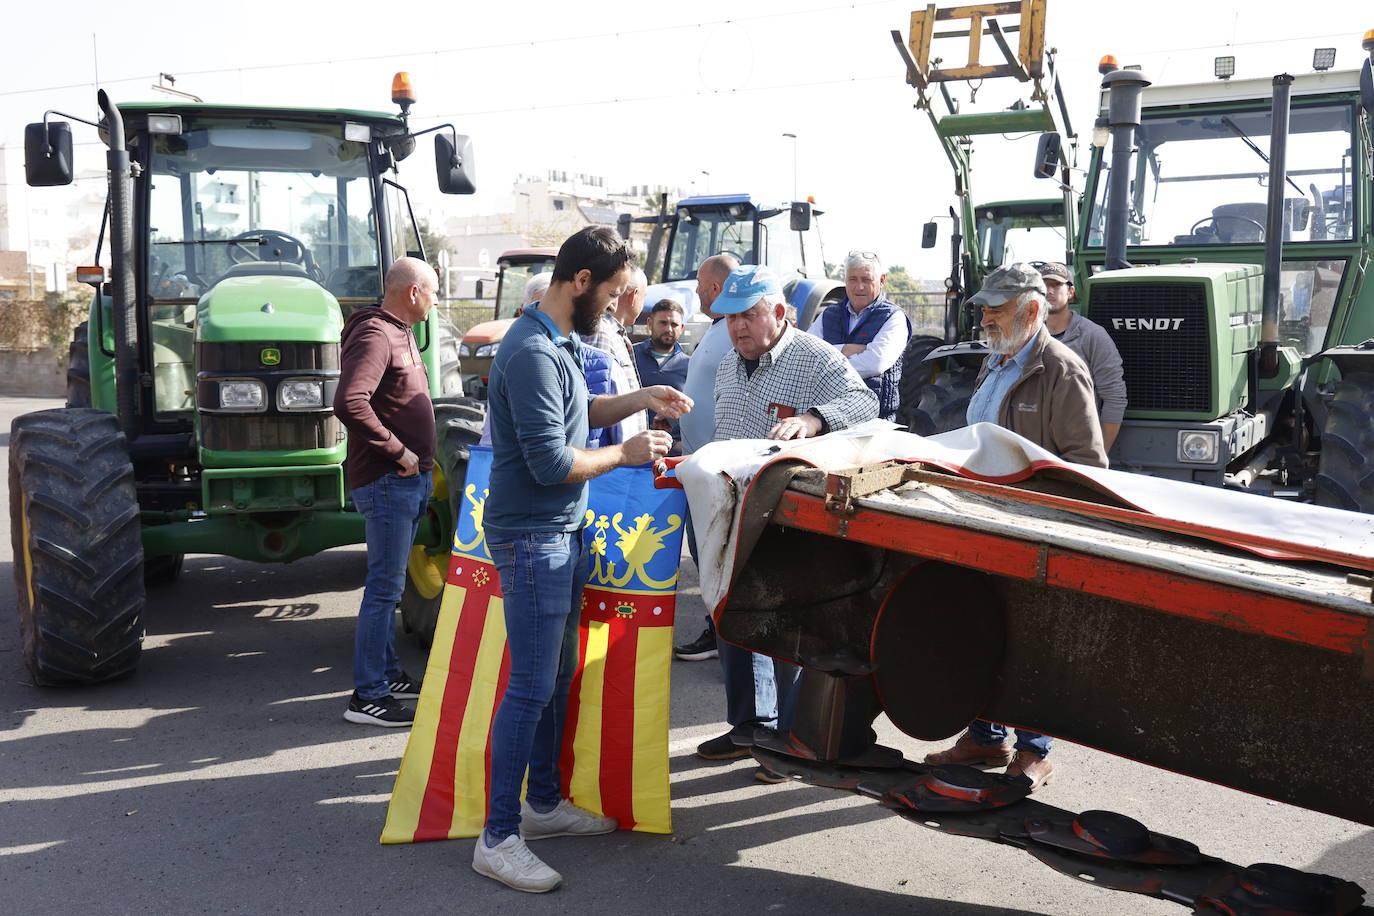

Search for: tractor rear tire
xmin=400 ymin=397 xmax=486 ymax=647
xmin=896 ymin=335 xmax=944 ymax=429
xmin=144 ymin=553 xmax=185 ymax=586
xmin=66 ymin=322 xmax=91 ymax=409
xmin=903 ymin=358 xmax=982 ymax=437
xmin=10 ymin=408 xmax=145 ymax=685
xmin=1313 ymin=371 xmax=1374 ymax=513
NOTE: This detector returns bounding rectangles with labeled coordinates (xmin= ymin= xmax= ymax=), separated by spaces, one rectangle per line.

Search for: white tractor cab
xmin=631 ymin=193 xmax=845 ymax=350
xmin=458 ymin=248 xmax=557 ymax=399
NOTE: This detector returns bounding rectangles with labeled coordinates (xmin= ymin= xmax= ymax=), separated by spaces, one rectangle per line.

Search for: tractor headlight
xmin=277 ymin=379 xmax=325 ymax=411
xmin=474 ymin=343 xmax=497 ymax=358
xmin=458 ymin=343 xmax=472 ymax=357
xmin=218 ymin=380 xmax=267 ymax=411
xmin=1178 ymin=430 xmax=1219 ymax=463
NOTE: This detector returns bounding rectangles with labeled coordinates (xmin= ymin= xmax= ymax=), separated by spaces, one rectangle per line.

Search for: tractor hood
xmin=462 ymin=317 xmax=515 ymax=345
xmin=196 ymin=275 xmax=343 ymax=344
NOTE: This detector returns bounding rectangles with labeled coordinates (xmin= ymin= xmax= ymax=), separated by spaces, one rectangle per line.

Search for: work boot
xmin=923 ymin=731 xmax=1013 ymax=769
xmin=1005 ymin=750 xmax=1055 ymax=791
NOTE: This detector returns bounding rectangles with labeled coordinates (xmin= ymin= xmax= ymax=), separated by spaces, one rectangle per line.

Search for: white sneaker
xmin=520 ymin=799 xmax=618 ymax=840
xmin=471 ymin=833 xmax=562 ymax=893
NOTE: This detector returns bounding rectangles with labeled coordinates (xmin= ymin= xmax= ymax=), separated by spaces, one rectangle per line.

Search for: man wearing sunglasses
xmin=806 ymin=250 xmax=912 ymax=421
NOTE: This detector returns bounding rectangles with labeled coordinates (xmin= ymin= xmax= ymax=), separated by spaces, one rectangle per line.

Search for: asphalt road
xmin=1 ymin=394 xmax=1370 ymax=915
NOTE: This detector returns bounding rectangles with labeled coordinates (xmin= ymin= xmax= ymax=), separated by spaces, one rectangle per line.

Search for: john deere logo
xmin=260 ymin=348 xmax=281 ymax=366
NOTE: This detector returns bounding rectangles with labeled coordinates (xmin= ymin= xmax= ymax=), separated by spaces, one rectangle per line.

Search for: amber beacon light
xmin=392 ymin=72 xmax=416 ymax=114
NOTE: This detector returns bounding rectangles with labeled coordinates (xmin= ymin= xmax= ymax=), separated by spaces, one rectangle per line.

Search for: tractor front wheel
xmin=10 ymin=408 xmax=145 ymax=685
xmin=400 ymin=398 xmax=486 ymax=647
xmin=1314 ymin=371 xmax=1374 ymax=513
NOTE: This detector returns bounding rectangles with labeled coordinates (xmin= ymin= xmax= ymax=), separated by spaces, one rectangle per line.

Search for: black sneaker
xmin=673 ymin=627 xmax=719 ymax=661
xmin=696 ymin=731 xmax=752 ymax=760
xmin=344 ymin=692 xmax=414 ymax=727
xmin=388 ymin=673 xmax=423 ymax=699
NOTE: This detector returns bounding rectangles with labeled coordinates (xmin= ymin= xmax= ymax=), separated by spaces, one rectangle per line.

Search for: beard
xmin=987 ymin=312 xmax=1035 ymax=356
xmin=571 ymin=288 xmax=605 ymax=336
xmin=652 ymin=330 xmax=677 ymax=349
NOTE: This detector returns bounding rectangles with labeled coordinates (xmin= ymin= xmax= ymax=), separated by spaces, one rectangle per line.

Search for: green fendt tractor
xmin=12 ymin=76 xmax=482 ymax=684
xmin=1045 ymin=33 xmax=1374 ymax=510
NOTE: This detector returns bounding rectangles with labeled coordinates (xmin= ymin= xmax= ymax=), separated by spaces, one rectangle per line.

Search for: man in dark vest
xmin=807 ymin=250 xmax=911 ymax=421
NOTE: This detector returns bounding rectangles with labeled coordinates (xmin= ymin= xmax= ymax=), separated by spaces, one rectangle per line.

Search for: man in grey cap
xmin=923 ymin=262 xmax=1106 ymax=791
xmin=1037 ymin=262 xmax=1127 ymax=452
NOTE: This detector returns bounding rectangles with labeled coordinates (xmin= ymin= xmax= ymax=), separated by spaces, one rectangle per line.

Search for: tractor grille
xmin=197 ymin=341 xmax=341 ymax=452
xmin=201 ymin=414 xmax=343 ymax=451
xmin=198 ymin=341 xmax=339 ymax=372
xmin=1091 ymin=283 xmax=1211 ymax=413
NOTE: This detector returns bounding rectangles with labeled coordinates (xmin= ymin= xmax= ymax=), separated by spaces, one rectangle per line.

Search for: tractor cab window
xmin=495 ymin=261 xmax=555 ymax=321
xmin=760 ymin=208 xmax=814 ymax=281
xmin=664 ymin=205 xmax=755 ymax=281
xmin=977 ymin=203 xmax=1067 ymax=269
xmin=1086 ymin=102 xmax=1356 ymax=248
xmin=147 ymin=119 xmax=380 ymax=302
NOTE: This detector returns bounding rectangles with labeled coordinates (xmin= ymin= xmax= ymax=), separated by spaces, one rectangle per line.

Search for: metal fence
xmin=887 ymin=291 xmax=949 ymax=338
xmin=435 ymin=302 xmax=497 ymax=336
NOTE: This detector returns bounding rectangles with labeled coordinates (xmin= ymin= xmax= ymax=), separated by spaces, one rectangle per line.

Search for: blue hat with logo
xmin=711 ymin=265 xmax=783 ymax=315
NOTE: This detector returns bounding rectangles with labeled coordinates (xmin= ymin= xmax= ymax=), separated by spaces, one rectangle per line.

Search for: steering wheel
xmin=1189 ymin=215 xmax=1266 ymax=242
xmin=227 ymin=229 xmax=311 ymax=266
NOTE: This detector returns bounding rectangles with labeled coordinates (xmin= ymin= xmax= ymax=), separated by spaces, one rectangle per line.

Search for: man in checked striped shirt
xmin=694 ymin=264 xmax=877 ymax=781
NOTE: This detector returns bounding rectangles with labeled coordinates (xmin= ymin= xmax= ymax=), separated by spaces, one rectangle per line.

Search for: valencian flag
xmin=381 ymin=446 xmax=686 ymax=842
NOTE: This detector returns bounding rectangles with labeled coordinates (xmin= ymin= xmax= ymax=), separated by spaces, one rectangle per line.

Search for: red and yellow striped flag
xmin=382 ymin=450 xmax=684 ymax=843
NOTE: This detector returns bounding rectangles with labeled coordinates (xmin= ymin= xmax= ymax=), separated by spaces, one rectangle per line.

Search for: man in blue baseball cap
xmin=694 ymin=263 xmax=878 ymax=782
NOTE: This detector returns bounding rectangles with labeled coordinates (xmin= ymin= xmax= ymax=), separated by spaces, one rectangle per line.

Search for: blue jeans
xmin=719 ymin=638 xmax=799 ymax=734
xmin=969 ymin=718 xmax=1052 ymax=757
xmin=351 ymin=470 xmax=432 ymax=700
xmin=687 ymin=488 xmax=799 ymax=733
xmin=484 ymin=530 xmax=588 ymax=841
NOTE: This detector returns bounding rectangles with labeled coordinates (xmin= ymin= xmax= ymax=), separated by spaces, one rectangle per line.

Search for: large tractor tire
xmin=895 ymin=335 xmax=944 ymax=430
xmin=10 ymin=408 xmax=145 ymax=685
xmin=400 ymin=397 xmax=486 ymax=647
xmin=903 ymin=357 xmax=982 ymax=437
xmin=1313 ymin=371 xmax=1374 ymax=513
xmin=66 ymin=321 xmax=91 ymax=409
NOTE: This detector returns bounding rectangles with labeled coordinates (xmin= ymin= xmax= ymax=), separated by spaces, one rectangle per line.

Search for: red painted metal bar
xmin=773 ymin=489 xmax=1371 ymax=658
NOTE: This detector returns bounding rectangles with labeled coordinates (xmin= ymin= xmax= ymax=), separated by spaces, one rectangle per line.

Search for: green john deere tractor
xmin=12 ymin=79 xmax=482 ymax=684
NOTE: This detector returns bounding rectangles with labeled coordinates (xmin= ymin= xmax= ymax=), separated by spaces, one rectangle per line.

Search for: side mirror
xmin=25 ymin=122 xmax=74 ymax=187
xmin=435 ymin=133 xmax=476 ymax=195
xmin=921 ymin=222 xmax=938 ymax=248
xmin=1032 ymin=132 xmax=1063 ymax=180
xmin=617 ymin=213 xmax=632 ymax=240
xmin=790 ymin=201 xmax=812 ymax=232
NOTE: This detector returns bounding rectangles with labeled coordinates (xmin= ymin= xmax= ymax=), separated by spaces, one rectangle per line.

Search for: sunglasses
xmin=848 ymin=250 xmax=879 ymax=260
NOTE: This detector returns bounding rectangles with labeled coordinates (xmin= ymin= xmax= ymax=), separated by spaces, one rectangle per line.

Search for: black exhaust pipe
xmin=1259 ymin=74 xmax=1294 ymax=378
xmin=97 ymin=90 xmax=138 ymax=443
xmin=1101 ymin=69 xmax=1152 ymax=271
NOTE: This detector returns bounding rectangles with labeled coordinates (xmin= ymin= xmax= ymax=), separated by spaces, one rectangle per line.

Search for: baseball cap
xmin=1035 ymin=261 xmax=1073 ymax=284
xmin=968 ymin=262 xmax=1047 ymax=307
xmin=711 ymin=265 xmax=783 ymax=315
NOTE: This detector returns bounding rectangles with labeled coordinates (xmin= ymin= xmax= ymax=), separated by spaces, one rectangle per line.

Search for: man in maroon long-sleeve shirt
xmin=334 ymin=257 xmax=438 ymax=727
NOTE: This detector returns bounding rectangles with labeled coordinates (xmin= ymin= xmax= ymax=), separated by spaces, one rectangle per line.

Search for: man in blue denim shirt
xmin=473 ymin=226 xmax=692 ymax=894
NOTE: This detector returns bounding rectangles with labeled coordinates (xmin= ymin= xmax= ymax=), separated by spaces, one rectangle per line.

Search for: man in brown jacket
xmin=924 ymin=262 xmax=1106 ymax=789
xmin=334 ymin=257 xmax=439 ymax=727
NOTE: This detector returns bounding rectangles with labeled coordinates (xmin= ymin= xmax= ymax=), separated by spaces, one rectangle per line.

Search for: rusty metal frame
xmin=907 ymin=0 xmax=1045 ymax=85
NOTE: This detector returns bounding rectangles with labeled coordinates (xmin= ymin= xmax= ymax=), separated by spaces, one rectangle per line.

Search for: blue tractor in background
xmin=622 ymin=193 xmax=846 ymax=349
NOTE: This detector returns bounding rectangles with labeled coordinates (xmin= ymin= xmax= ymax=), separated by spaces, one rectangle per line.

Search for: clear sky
xmin=2 ymin=0 xmax=1370 ymax=281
